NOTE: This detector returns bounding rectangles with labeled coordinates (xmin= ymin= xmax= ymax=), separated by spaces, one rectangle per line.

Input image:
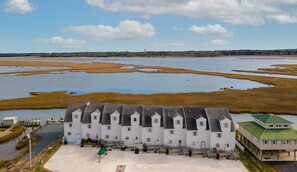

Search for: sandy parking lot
xmin=45 ymin=145 xmax=247 ymax=172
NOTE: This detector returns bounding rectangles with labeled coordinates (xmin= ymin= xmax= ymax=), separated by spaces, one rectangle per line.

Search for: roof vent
xmin=86 ymin=102 xmax=90 ymax=106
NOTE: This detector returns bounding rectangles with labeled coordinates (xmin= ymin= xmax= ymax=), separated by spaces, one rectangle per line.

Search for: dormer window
xmin=224 ymin=123 xmax=228 ymax=128
xmin=94 ymin=116 xmax=97 ymax=120
xmin=200 ymin=121 xmax=204 ymax=126
xmin=154 ymin=119 xmax=158 ymax=123
xmin=74 ymin=114 xmax=78 ymax=119
xmin=176 ymin=120 xmax=181 ymax=125
xmin=113 ymin=117 xmax=117 ymax=121
xmin=134 ymin=118 xmax=137 ymax=122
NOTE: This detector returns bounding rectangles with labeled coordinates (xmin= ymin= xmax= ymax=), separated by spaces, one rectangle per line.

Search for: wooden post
xmin=277 ymin=151 xmax=279 ymax=160
xmin=294 ymin=150 xmax=296 ymax=160
xmin=260 ymin=150 xmax=262 ymax=160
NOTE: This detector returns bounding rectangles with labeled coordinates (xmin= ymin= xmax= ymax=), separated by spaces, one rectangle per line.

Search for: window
xmin=148 ymin=128 xmax=152 ymax=133
xmin=135 ymin=137 xmax=138 ymax=140
xmin=226 ymin=144 xmax=229 ymax=148
xmin=271 ymin=140 xmax=277 ymax=145
xmin=126 ymin=136 xmax=129 ymax=140
xmin=200 ymin=121 xmax=203 ymax=126
xmin=170 ymin=130 xmax=174 ymax=134
xmin=154 ymin=119 xmax=158 ymax=123
xmin=127 ymin=127 xmax=131 ymax=131
xmin=192 ymin=142 xmax=195 ymax=146
xmin=74 ymin=114 xmax=78 ymax=119
xmin=284 ymin=125 xmax=288 ymax=127
xmin=67 ymin=132 xmax=71 ymax=135
xmin=269 ymin=125 xmax=273 ymax=127
xmin=193 ymin=131 xmax=197 ymax=136
xmin=217 ymin=133 xmax=221 ymax=138
xmin=263 ymin=140 xmax=268 ymax=145
xmin=147 ymin=138 xmax=150 ymax=142
xmin=107 ymin=126 xmax=111 ymax=130
xmin=176 ymin=120 xmax=181 ymax=125
xmin=106 ymin=135 xmax=109 ymax=139
xmin=224 ymin=123 xmax=228 ymax=128
xmin=282 ymin=140 xmax=290 ymax=145
xmin=94 ymin=115 xmax=97 ymax=120
xmin=216 ymin=143 xmax=220 ymax=147
xmin=178 ymin=140 xmax=182 ymax=144
xmin=113 ymin=116 xmax=117 ymax=121
xmin=134 ymin=118 xmax=137 ymax=122
xmin=88 ymin=125 xmax=91 ymax=129
xmin=169 ymin=140 xmax=172 ymax=144
xmin=69 ymin=123 xmax=72 ymax=127
xmin=86 ymin=133 xmax=90 ymax=138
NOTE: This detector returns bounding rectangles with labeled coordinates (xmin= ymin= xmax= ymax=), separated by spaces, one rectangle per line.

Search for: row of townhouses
xmin=64 ymin=102 xmax=235 ymax=151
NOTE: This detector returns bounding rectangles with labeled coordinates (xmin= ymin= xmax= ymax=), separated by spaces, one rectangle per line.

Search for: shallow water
xmin=0 ymin=72 xmax=268 ymax=100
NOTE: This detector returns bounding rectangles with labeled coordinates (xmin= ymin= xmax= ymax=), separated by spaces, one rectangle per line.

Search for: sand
xmin=44 ymin=145 xmax=247 ymax=172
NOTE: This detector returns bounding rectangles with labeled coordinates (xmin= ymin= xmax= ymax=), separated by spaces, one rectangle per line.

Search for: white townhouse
xmin=142 ymin=106 xmax=164 ymax=145
xmin=64 ymin=103 xmax=86 ymax=144
xmin=163 ymin=106 xmax=186 ymax=147
xmin=64 ymin=103 xmax=236 ymax=151
xmin=121 ymin=105 xmax=143 ymax=145
xmin=184 ymin=107 xmax=210 ymax=149
xmin=101 ymin=103 xmax=123 ymax=142
xmin=81 ymin=103 xmax=104 ymax=140
xmin=205 ymin=108 xmax=235 ymax=151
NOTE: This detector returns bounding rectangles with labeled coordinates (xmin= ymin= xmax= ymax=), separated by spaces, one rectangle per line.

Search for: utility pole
xmin=27 ymin=134 xmax=32 ymax=169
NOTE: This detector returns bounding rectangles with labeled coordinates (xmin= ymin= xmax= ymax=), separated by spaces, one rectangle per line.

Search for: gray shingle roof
xmin=101 ymin=103 xmax=123 ymax=125
xmin=205 ymin=108 xmax=235 ymax=132
xmin=81 ymin=103 xmax=105 ymax=124
xmin=64 ymin=102 xmax=86 ymax=122
xmin=163 ymin=106 xmax=186 ymax=129
xmin=142 ymin=105 xmax=163 ymax=127
xmin=184 ymin=107 xmax=209 ymax=130
xmin=122 ymin=105 xmax=143 ymax=126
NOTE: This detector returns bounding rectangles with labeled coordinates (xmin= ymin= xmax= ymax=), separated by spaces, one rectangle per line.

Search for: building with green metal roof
xmin=238 ymin=114 xmax=297 ymax=161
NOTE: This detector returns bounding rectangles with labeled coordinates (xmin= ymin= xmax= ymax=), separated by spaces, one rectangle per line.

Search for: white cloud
xmin=267 ymin=14 xmax=297 ymax=24
xmin=189 ymin=24 xmax=233 ymax=37
xmin=5 ymin=0 xmax=33 ymax=14
xmin=85 ymin=0 xmax=297 ymax=25
xmin=209 ymin=39 xmax=227 ymax=46
xmin=35 ymin=37 xmax=86 ymax=49
xmin=62 ymin=20 xmax=155 ymax=41
xmin=150 ymin=41 xmax=184 ymax=48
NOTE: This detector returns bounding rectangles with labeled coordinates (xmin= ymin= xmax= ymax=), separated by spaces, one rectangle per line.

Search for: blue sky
xmin=0 ymin=0 xmax=297 ymax=53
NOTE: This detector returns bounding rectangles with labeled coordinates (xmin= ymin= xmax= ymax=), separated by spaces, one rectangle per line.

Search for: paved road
xmin=268 ymin=161 xmax=297 ymax=172
xmin=24 ymin=123 xmax=63 ymax=159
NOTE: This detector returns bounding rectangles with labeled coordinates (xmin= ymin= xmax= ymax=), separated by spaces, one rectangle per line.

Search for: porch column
xmin=260 ymin=150 xmax=262 ymax=160
xmin=277 ymin=151 xmax=279 ymax=160
xmin=294 ymin=150 xmax=296 ymax=160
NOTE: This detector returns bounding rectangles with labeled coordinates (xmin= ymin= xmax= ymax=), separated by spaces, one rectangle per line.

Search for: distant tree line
xmin=1 ymin=49 xmax=297 ymax=58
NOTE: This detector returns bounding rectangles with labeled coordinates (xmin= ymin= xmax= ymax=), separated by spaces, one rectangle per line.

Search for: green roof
xmin=252 ymin=114 xmax=293 ymax=124
xmin=239 ymin=121 xmax=297 ymax=140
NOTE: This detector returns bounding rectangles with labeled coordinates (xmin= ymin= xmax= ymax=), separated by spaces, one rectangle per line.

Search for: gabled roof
xmin=81 ymin=103 xmax=105 ymax=124
xmin=101 ymin=103 xmax=123 ymax=125
xmin=205 ymin=108 xmax=235 ymax=132
xmin=163 ymin=106 xmax=185 ymax=129
xmin=64 ymin=102 xmax=86 ymax=122
xmin=252 ymin=114 xmax=293 ymax=124
xmin=184 ymin=107 xmax=209 ymax=131
xmin=239 ymin=121 xmax=297 ymax=140
xmin=142 ymin=105 xmax=163 ymax=127
xmin=122 ymin=105 xmax=143 ymax=126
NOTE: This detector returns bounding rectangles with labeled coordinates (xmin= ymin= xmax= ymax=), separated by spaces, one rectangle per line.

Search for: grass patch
xmin=16 ymin=139 xmax=29 ymax=150
xmin=238 ymin=148 xmax=279 ymax=172
xmin=0 ymin=126 xmax=25 ymax=144
xmin=34 ymin=136 xmax=62 ymax=172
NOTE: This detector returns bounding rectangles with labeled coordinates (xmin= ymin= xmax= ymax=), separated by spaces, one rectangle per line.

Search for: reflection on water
xmin=0 ymin=72 xmax=267 ymax=100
